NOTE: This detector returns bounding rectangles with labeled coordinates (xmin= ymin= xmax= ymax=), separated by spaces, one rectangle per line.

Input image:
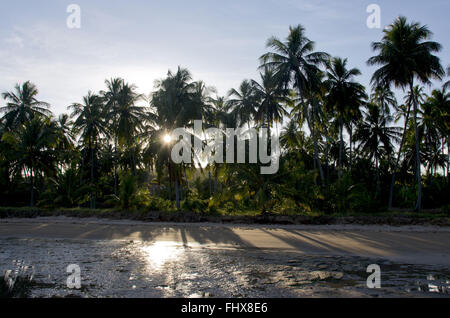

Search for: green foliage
xmin=182 ymin=197 xmax=209 ymax=214
xmin=146 ymin=196 xmax=175 ymax=212
xmin=119 ymin=172 xmax=137 ymax=210
xmin=0 ymin=17 xmax=449 ymax=216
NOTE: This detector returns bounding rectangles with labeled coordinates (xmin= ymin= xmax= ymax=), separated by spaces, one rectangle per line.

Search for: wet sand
xmin=1 ymin=217 xmax=449 ymax=265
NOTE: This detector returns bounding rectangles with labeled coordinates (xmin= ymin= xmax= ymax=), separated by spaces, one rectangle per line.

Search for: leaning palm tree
xmin=260 ymin=24 xmax=329 ymax=183
xmin=69 ymin=92 xmax=109 ymax=209
xmin=325 ymin=57 xmax=367 ymax=178
xmin=368 ymin=16 xmax=444 ymax=211
xmin=1 ymin=81 xmax=52 ymax=129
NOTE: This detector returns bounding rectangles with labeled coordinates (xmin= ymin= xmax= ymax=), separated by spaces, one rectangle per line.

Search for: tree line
xmin=0 ymin=16 xmax=449 ymax=214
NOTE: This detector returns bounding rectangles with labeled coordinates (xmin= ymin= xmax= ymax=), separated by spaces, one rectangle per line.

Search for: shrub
xmin=147 ymin=196 xmax=175 ymax=212
xmin=182 ymin=197 xmax=209 ymax=214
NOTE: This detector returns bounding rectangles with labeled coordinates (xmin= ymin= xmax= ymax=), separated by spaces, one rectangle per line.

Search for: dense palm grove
xmin=0 ymin=17 xmax=449 ymax=214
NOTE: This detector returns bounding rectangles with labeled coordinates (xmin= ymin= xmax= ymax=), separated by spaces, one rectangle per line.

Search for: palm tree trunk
xmin=303 ymin=99 xmax=324 ymax=184
xmin=349 ymin=123 xmax=353 ymax=170
xmin=175 ymin=178 xmax=180 ymax=210
xmin=30 ymin=167 xmax=34 ymax=207
xmin=298 ymin=80 xmax=324 ymax=184
xmin=376 ymin=156 xmax=381 ymax=196
xmin=338 ymin=117 xmax=344 ymax=178
xmin=114 ymin=137 xmax=118 ymax=195
xmin=388 ymin=104 xmax=412 ymax=209
xmin=90 ymin=138 xmax=95 ymax=209
xmin=410 ymin=81 xmax=422 ymax=211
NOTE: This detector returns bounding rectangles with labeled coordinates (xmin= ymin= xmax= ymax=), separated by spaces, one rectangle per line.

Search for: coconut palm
xmin=260 ymin=24 xmax=329 ymax=183
xmin=325 ymin=57 xmax=367 ymax=178
xmin=69 ymin=92 xmax=109 ymax=208
xmin=368 ymin=16 xmax=444 ymax=211
xmin=252 ymin=68 xmax=289 ymax=133
xmin=1 ymin=81 xmax=52 ymax=129
xmin=422 ymin=89 xmax=450 ymax=178
xmin=2 ymin=116 xmax=58 ymax=206
xmin=371 ymin=85 xmax=397 ymax=117
xmin=387 ymin=86 xmax=426 ymax=208
xmin=112 ymin=82 xmax=146 ymax=174
xmin=149 ymin=67 xmax=203 ymax=208
xmin=102 ymin=78 xmax=124 ymax=193
xmin=355 ymin=104 xmax=402 ymax=193
xmin=227 ymin=80 xmax=257 ymax=128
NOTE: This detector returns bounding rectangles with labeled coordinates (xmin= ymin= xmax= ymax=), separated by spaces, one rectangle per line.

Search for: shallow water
xmin=0 ymin=238 xmax=449 ymax=298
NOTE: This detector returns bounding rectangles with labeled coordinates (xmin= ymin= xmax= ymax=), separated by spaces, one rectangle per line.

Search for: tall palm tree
xmin=150 ymin=67 xmax=202 ymax=208
xmin=325 ymin=57 xmax=367 ymax=178
xmin=260 ymin=24 xmax=329 ymax=183
xmin=69 ymin=92 xmax=109 ymax=209
xmin=113 ymin=82 xmax=146 ymax=174
xmin=1 ymin=81 xmax=52 ymax=129
xmin=368 ymin=16 xmax=444 ymax=211
xmin=102 ymin=77 xmax=124 ymax=192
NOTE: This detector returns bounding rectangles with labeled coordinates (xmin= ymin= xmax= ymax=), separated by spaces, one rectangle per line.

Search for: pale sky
xmin=0 ymin=0 xmax=449 ymax=115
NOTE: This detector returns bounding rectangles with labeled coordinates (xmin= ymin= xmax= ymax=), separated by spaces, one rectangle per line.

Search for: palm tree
xmin=387 ymin=87 xmax=426 ymax=209
xmin=252 ymin=68 xmax=289 ymax=134
xmin=325 ymin=57 xmax=367 ymax=178
xmin=371 ymin=85 xmax=397 ymax=117
xmin=422 ymin=89 xmax=450 ymax=179
xmin=1 ymin=81 xmax=52 ymax=129
xmin=2 ymin=116 xmax=58 ymax=206
xmin=102 ymin=78 xmax=124 ymax=193
xmin=54 ymin=114 xmax=76 ymax=173
xmin=368 ymin=16 xmax=444 ymax=211
xmin=355 ymin=104 xmax=402 ymax=193
xmin=260 ymin=24 xmax=329 ymax=183
xmin=227 ymin=80 xmax=257 ymax=128
xmin=150 ymin=67 xmax=202 ymax=208
xmin=418 ymin=99 xmax=441 ymax=180
xmin=69 ymin=92 xmax=109 ymax=209
xmin=113 ymin=82 xmax=146 ymax=174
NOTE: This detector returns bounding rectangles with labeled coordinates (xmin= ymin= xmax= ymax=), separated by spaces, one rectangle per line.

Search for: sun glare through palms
xmin=163 ymin=134 xmax=172 ymax=144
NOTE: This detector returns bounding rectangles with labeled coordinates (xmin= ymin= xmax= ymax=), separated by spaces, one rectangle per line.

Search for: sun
xmin=163 ymin=134 xmax=172 ymax=144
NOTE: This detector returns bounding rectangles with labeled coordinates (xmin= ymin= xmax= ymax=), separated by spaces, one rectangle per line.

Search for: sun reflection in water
xmin=141 ymin=241 xmax=183 ymax=270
